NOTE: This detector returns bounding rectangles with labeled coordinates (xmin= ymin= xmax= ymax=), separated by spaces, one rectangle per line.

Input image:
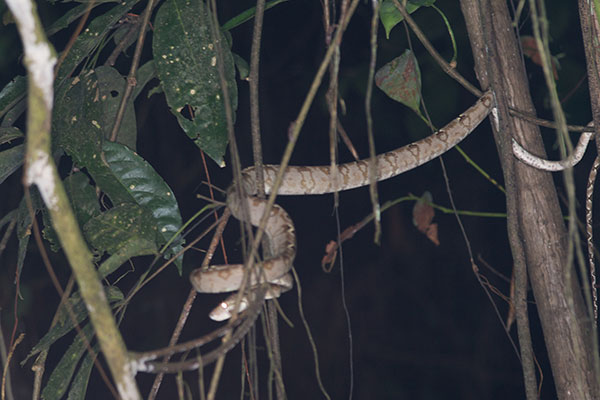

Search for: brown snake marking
xmin=190 ymin=91 xmax=494 ymax=321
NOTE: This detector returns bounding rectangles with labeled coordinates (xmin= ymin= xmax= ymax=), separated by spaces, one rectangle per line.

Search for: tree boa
xmin=190 ymin=91 xmax=494 ymax=321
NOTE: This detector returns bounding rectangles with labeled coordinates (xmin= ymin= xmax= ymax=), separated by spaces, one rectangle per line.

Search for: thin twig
xmin=106 ymin=15 xmax=141 ymax=67
xmin=365 ymin=0 xmax=381 ymax=244
xmin=392 ymin=0 xmax=482 ymax=97
xmin=204 ymin=0 xmax=254 ymax=396
xmin=336 ymin=119 xmax=359 ymax=160
xmin=25 ymin=191 xmax=119 ymax=398
xmin=0 ymin=218 xmax=16 ymax=257
xmin=249 ymin=0 xmax=267 ymax=197
xmin=508 ymin=107 xmax=594 ymax=133
xmin=31 ymin=276 xmax=76 ymax=400
xmin=1 ymin=333 xmax=23 ymax=400
xmin=139 ymin=285 xmax=268 ymax=372
xmin=290 ymin=267 xmax=331 ymax=399
xmin=147 ymin=209 xmax=232 ymax=399
xmin=240 ymin=0 xmax=361 ymax=315
xmin=0 ymin=313 xmax=14 ymax=400
xmin=54 ymin=0 xmax=96 ymax=76
xmin=109 ymin=0 xmax=157 ymax=141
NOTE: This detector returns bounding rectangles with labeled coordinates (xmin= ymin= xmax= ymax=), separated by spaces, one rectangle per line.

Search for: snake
xmin=190 ymin=91 xmax=494 ymax=321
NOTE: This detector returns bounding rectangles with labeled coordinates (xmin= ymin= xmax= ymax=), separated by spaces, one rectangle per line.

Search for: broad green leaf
xmin=0 ymin=127 xmax=23 ymax=144
xmin=64 ymin=172 xmax=101 ymax=227
xmin=375 ymin=50 xmax=421 ymax=112
xmin=41 ymin=208 xmax=61 ymax=252
xmin=46 ymin=4 xmax=90 ymax=36
xmin=233 ymin=53 xmax=250 ymax=80
xmin=132 ymin=61 xmax=157 ymax=101
xmin=83 ymin=203 xmax=158 ymax=254
xmin=153 ymin=0 xmax=238 ymax=164
xmin=379 ymin=0 xmax=435 ymax=39
xmin=0 ymin=209 xmax=17 ymax=257
xmin=54 ymin=72 xmax=183 ymax=268
xmin=147 ymin=84 xmax=164 ymax=98
xmin=42 ymin=172 xmax=101 ymax=252
xmin=97 ymin=237 xmax=158 ymax=278
xmin=22 ymin=300 xmax=87 ymax=365
xmin=0 ymin=144 xmax=23 ymax=184
xmin=102 ymin=141 xmax=183 ymax=269
xmin=54 ymin=67 xmax=137 ymax=151
xmin=0 ymin=76 xmax=26 ymax=119
xmin=54 ymin=71 xmax=134 ymax=205
xmin=221 ymin=0 xmax=290 ymax=31
xmin=1 ymin=98 xmax=25 ymax=128
xmin=112 ymin=15 xmax=139 ymax=51
xmin=94 ymin=66 xmax=137 ymax=151
xmin=22 ymin=286 xmax=123 ymax=364
xmin=16 ymin=190 xmax=44 ymax=277
xmin=55 ymin=0 xmax=139 ymax=82
xmin=46 ymin=3 xmax=112 ymax=37
xmin=0 ymin=209 xmax=17 ymax=232
xmin=41 ymin=324 xmax=95 ymax=400
xmin=66 ymin=345 xmax=99 ymax=400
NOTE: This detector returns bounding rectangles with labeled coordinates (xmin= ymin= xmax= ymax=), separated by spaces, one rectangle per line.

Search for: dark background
xmin=0 ymin=0 xmax=594 ymax=398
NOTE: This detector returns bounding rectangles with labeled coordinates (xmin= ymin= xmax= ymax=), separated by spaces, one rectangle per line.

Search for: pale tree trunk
xmin=460 ymin=1 xmax=599 ymax=399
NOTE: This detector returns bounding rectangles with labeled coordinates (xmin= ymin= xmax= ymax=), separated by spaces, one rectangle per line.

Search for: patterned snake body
xmin=191 ymin=91 xmax=494 ymax=320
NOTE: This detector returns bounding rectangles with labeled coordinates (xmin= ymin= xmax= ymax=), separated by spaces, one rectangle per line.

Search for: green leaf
xmin=97 ymin=237 xmax=158 ymax=278
xmin=147 ymin=84 xmax=164 ymax=98
xmin=55 ymin=0 xmax=139 ymax=82
xmin=233 ymin=53 xmax=250 ymax=80
xmin=132 ymin=61 xmax=157 ymax=101
xmin=0 ymin=144 xmax=24 ymax=185
xmin=42 ymin=172 xmax=101 ymax=252
xmin=22 ymin=287 xmax=123 ymax=364
xmin=55 ymin=67 xmax=137 ymax=151
xmin=64 ymin=172 xmax=102 ymax=227
xmin=16 ymin=190 xmax=43 ymax=278
xmin=41 ymin=324 xmax=95 ymax=400
xmin=379 ymin=0 xmax=435 ymax=39
xmin=1 ymin=98 xmax=26 ymax=128
xmin=0 ymin=209 xmax=17 ymax=232
xmin=46 ymin=3 xmax=110 ymax=37
xmin=0 ymin=127 xmax=24 ymax=145
xmin=94 ymin=66 xmax=138 ymax=151
xmin=66 ymin=345 xmax=99 ymax=400
xmin=153 ymin=0 xmax=238 ymax=164
xmin=0 ymin=76 xmax=26 ymax=119
xmin=83 ymin=203 xmax=158 ymax=254
xmin=375 ymin=50 xmax=421 ymax=112
xmin=221 ymin=0 xmax=290 ymax=31
xmin=112 ymin=16 xmax=138 ymax=51
xmin=54 ymin=71 xmax=134 ymax=205
xmin=54 ymin=72 xmax=183 ymax=268
xmin=102 ymin=141 xmax=183 ymax=270
xmin=41 ymin=209 xmax=61 ymax=252
xmin=22 ymin=301 xmax=88 ymax=365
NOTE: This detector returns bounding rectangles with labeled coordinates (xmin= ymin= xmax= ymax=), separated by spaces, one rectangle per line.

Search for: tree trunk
xmin=460 ymin=1 xmax=599 ymax=399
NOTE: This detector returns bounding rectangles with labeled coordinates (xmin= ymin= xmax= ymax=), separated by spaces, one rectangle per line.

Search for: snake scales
xmin=190 ymin=91 xmax=494 ymax=321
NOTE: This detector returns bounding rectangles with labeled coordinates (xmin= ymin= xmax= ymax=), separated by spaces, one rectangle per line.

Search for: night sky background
xmin=0 ymin=0 xmax=595 ymax=398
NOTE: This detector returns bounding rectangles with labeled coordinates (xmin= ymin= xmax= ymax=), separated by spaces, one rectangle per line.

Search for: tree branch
xmin=6 ymin=0 xmax=140 ymax=398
